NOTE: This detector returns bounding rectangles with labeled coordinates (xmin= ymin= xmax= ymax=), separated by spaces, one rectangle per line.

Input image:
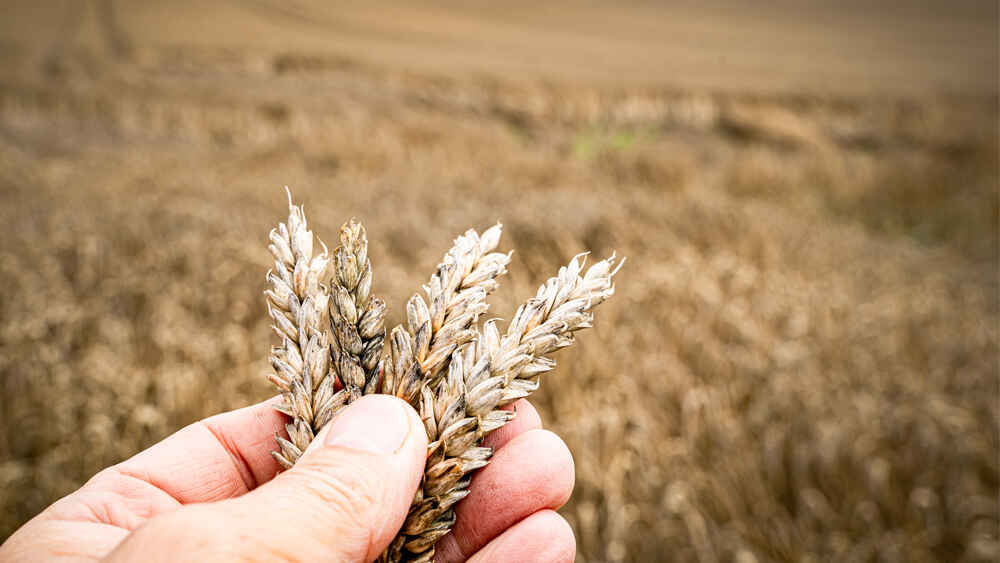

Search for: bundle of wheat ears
xmin=263 ymin=190 xmax=621 ymax=562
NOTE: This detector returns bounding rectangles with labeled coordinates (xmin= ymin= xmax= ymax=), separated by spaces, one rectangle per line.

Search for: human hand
xmin=0 ymin=395 xmax=575 ymax=562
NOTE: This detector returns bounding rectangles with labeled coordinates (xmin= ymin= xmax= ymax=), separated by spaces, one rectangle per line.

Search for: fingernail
xmin=324 ymin=395 xmax=411 ymax=455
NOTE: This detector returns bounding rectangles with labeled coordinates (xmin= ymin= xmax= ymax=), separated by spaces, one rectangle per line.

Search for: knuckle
xmin=84 ymin=466 xmax=127 ymax=490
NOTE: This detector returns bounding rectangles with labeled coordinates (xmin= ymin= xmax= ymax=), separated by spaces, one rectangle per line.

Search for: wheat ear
xmin=264 ymin=189 xmax=338 ymax=469
xmin=386 ymin=253 xmax=622 ymax=562
xmin=381 ymin=225 xmax=510 ymax=404
xmin=329 ymin=219 xmax=387 ymax=402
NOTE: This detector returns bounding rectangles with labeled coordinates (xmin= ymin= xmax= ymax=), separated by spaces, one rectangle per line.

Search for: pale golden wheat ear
xmin=264 ymin=189 xmax=334 ymax=468
xmin=381 ymin=224 xmax=510 ymax=405
xmin=263 ymin=191 xmax=621 ymax=562
xmin=386 ymin=253 xmax=622 ymax=562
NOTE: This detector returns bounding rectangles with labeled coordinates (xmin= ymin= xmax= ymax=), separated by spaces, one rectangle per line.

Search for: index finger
xmin=110 ymin=398 xmax=289 ymax=504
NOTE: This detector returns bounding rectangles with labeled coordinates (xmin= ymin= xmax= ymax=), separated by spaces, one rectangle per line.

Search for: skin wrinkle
xmin=41 ymin=470 xmax=180 ymax=534
xmin=104 ymin=466 xmax=183 ymax=511
xmin=112 ymin=453 xmax=220 ymax=505
xmin=284 ymin=463 xmax=384 ymax=559
xmin=43 ymin=490 xmax=115 ymax=526
xmin=77 ymin=489 xmax=150 ymax=532
xmin=46 ymin=522 xmax=123 ymax=561
xmin=88 ymin=469 xmax=178 ymax=512
xmin=202 ymin=397 xmax=289 ymax=486
xmin=11 ymin=519 xmax=128 ymax=561
xmin=193 ymin=467 xmax=246 ymax=502
xmin=198 ymin=419 xmax=259 ymax=492
xmin=133 ymin=451 xmax=240 ymax=503
xmin=208 ymin=503 xmax=326 ymax=563
xmin=113 ymin=443 xmax=247 ymax=506
xmin=79 ymin=493 xmax=117 ymax=530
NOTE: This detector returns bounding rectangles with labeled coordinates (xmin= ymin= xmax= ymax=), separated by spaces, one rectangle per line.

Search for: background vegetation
xmin=1 ymin=1 xmax=997 ymax=560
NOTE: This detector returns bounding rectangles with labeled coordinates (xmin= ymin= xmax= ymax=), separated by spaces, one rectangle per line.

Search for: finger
xmin=480 ymin=399 xmax=542 ymax=451
xmin=99 ymin=397 xmax=288 ymax=504
xmin=435 ymin=429 xmax=575 ymax=563
xmin=467 ymin=510 xmax=575 ymax=563
xmin=106 ymin=395 xmax=428 ymax=563
xmin=0 ymin=519 xmax=129 ymax=563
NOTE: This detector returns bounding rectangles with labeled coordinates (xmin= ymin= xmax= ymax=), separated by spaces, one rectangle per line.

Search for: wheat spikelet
xmin=381 ymin=225 xmax=510 ymax=404
xmin=264 ymin=189 xmax=341 ymax=469
xmin=386 ymin=253 xmax=622 ymax=562
xmin=329 ymin=219 xmax=386 ymax=402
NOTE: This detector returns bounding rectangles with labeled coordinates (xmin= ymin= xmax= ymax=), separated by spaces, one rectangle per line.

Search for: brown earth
xmin=0 ymin=1 xmax=997 ymax=561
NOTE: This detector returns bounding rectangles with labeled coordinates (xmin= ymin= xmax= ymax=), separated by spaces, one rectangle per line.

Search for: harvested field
xmin=1 ymin=1 xmax=997 ymax=561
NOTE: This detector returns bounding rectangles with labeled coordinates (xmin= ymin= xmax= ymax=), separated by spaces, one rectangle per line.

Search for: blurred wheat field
xmin=1 ymin=1 xmax=998 ymax=561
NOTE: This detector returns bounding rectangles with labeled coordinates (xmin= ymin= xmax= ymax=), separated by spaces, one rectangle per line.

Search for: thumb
xmin=112 ymin=395 xmax=428 ymax=562
xmin=236 ymin=395 xmax=428 ymax=561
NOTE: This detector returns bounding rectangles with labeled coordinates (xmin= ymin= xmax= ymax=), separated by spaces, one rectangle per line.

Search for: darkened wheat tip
xmin=262 ymin=190 xmax=621 ymax=562
xmin=329 ymin=219 xmax=387 ymax=404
